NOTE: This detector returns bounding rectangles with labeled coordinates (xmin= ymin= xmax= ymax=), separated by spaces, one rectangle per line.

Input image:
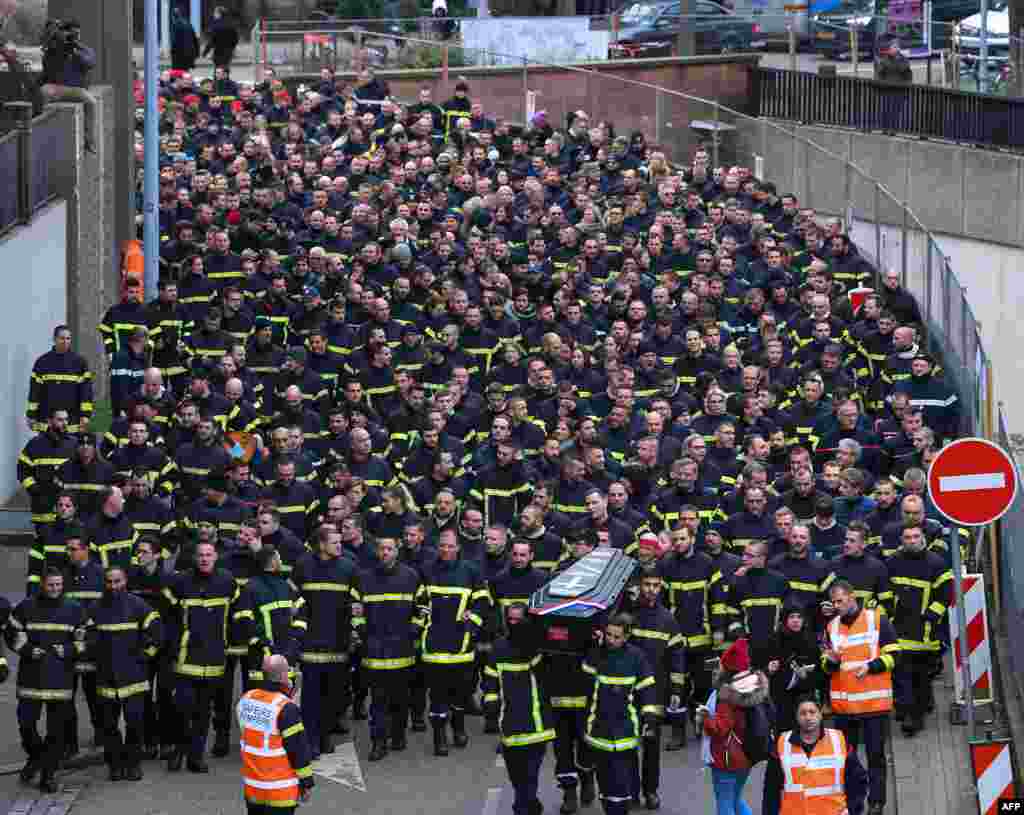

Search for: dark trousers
xmin=302 ymin=661 xmax=348 ymax=749
xmin=368 ymin=667 xmax=410 ymax=742
xmin=245 ymin=804 xmax=295 ymax=815
xmin=350 ymin=654 xmax=367 ymax=710
xmin=895 ymin=653 xmax=935 ymax=725
xmin=632 ymin=725 xmax=661 ymax=797
xmin=146 ymin=661 xmax=175 ymax=748
xmin=505 ymin=743 xmax=547 ymax=815
xmin=553 ymin=708 xmax=592 ymax=789
xmin=176 ymin=677 xmax=217 ymax=760
xmin=18 ymin=699 xmax=70 ymax=773
xmin=213 ymin=655 xmax=242 ymax=734
xmin=594 ymin=749 xmax=636 ymax=815
xmin=98 ymin=694 xmax=145 ymax=770
xmin=66 ymin=670 xmax=99 ymax=748
xmin=686 ymin=647 xmax=713 ymax=709
xmin=426 ymin=662 xmax=473 ymax=720
xmin=409 ymin=663 xmax=427 ymax=720
xmin=834 ymin=714 xmax=889 ymax=806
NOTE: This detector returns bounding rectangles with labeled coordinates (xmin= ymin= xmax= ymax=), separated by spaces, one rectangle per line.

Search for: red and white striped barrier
xmin=971 ymin=741 xmax=1015 ymax=815
xmin=949 ymin=573 xmax=994 ymax=705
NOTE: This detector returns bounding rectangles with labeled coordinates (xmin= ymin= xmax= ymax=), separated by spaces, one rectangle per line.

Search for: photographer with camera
xmin=40 ymin=18 xmax=96 ymax=153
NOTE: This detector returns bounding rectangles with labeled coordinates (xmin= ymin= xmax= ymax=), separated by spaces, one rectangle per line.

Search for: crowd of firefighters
xmin=7 ymin=62 xmax=965 ymax=815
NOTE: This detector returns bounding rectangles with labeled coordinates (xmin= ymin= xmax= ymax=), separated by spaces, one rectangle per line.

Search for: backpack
xmin=741 ymin=700 xmax=777 ymax=765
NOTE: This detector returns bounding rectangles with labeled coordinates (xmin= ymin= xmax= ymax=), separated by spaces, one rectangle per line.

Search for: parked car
xmin=608 ymin=0 xmax=765 ymax=58
xmin=811 ymin=0 xmax=980 ymax=58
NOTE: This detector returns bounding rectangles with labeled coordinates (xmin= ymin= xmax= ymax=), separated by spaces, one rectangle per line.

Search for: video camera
xmin=41 ymin=18 xmax=81 ymax=53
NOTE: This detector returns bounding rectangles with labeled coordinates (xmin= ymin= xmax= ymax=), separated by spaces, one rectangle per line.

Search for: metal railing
xmin=0 ymin=102 xmax=64 ymax=237
xmin=249 ymin=13 xmax=771 ymax=75
xmin=757 ymin=65 xmax=1024 ymax=150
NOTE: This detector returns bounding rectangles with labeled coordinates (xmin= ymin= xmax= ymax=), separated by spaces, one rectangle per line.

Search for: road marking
xmin=938 ymin=473 xmax=1006 ymax=492
xmin=6 ymin=785 xmax=85 ymax=815
xmin=312 ymin=741 xmax=366 ymax=791
xmin=482 ymin=787 xmax=503 ymax=815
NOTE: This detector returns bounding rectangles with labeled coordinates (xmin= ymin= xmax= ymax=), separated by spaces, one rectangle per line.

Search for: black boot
xmin=320 ymin=735 xmax=335 ymax=755
xmin=167 ymin=749 xmax=183 ymax=772
xmin=580 ymin=771 xmax=597 ymax=805
xmin=483 ymin=715 xmax=499 ymax=734
xmin=410 ymin=712 xmax=427 ymax=732
xmin=391 ymin=730 xmax=407 ymax=751
xmin=159 ymin=744 xmax=176 ymax=760
xmin=560 ymin=785 xmax=579 ymax=814
xmin=332 ymin=713 xmax=350 ymax=735
xmin=665 ymin=721 xmax=686 ymax=751
xmin=451 ymin=710 xmax=468 ymax=748
xmin=39 ymin=771 xmax=58 ymax=794
xmin=645 ymin=792 xmax=661 ymax=810
xmin=212 ymin=729 xmax=230 ymax=758
xmin=109 ymin=762 xmax=124 ymax=781
xmin=432 ymin=722 xmax=449 ymax=756
xmin=187 ymin=756 xmax=210 ymax=773
xmin=124 ymin=763 xmax=143 ymax=781
xmin=352 ymin=699 xmax=368 ymax=721
xmin=368 ymin=739 xmax=388 ymax=762
xmin=18 ymin=758 xmax=39 ymax=784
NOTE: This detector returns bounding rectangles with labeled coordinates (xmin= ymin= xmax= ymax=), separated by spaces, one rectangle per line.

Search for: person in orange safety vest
xmin=821 ymin=580 xmax=898 ymax=815
xmin=237 ymin=654 xmax=315 ymax=815
xmin=762 ymin=697 xmax=868 ymax=815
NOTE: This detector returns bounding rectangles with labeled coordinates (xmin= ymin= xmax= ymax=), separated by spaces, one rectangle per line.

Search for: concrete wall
xmin=737 ymin=121 xmax=1024 ymax=248
xmin=47 ymin=86 xmax=119 ymax=405
xmin=0 ymin=201 xmax=68 ymax=503
xmin=284 ymin=55 xmax=761 ymax=161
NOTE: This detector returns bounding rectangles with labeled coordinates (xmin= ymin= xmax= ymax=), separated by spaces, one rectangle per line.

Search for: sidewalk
xmin=890 ymin=656 xmax=978 ymax=815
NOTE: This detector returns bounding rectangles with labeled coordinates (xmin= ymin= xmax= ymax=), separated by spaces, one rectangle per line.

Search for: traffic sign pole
xmin=950 ymin=523 xmax=975 ymax=735
xmin=928 ymin=437 xmax=1019 ymax=733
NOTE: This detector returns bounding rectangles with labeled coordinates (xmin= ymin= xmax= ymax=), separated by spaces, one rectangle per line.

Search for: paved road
xmin=0 ymin=547 xmax=761 ymax=815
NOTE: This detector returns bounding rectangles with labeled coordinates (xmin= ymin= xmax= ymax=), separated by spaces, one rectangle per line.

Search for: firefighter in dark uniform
xmin=487 ymin=536 xmax=548 ymax=733
xmin=715 ymin=540 xmax=791 ymax=669
xmin=547 ymin=532 xmax=599 ymax=814
xmin=416 ymin=527 xmax=489 ymax=756
xmin=84 ymin=565 xmax=162 ymax=781
xmin=887 ymin=523 xmax=951 ymax=735
xmin=352 ymin=537 xmax=425 ymax=762
xmin=27 ymin=325 xmax=94 ymax=433
xmin=127 ymin=537 xmax=175 ymax=759
xmin=400 ymin=519 xmax=437 ymax=733
xmin=658 ymin=522 xmax=717 ymax=749
xmin=26 ymin=492 xmax=80 ymax=594
xmin=582 ymin=613 xmax=658 ymax=815
xmin=827 ymin=521 xmax=892 ymax=616
xmin=19 ymin=408 xmax=77 ymax=544
xmin=234 ymin=544 xmax=305 ymax=732
xmin=7 ymin=567 xmax=86 ymax=793
xmin=63 ymin=531 xmax=104 ymax=758
xmin=483 ymin=603 xmax=556 ymax=815
xmin=162 ymin=540 xmax=242 ymax=772
xmin=214 ymin=518 xmax=265 ymax=747
xmin=86 ymin=486 xmax=138 ymax=571
xmin=768 ymin=523 xmax=833 ymax=616
xmin=629 ymin=565 xmax=686 ymax=811
xmin=293 ymin=525 xmax=357 ymax=759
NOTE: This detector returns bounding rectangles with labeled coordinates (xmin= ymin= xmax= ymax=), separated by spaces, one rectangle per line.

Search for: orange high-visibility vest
xmin=778 ymin=728 xmax=848 ymax=815
xmin=237 ymin=688 xmax=300 ymax=806
xmin=827 ymin=607 xmax=894 ymax=715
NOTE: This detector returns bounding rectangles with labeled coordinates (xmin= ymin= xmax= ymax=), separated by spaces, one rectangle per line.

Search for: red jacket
xmin=702 ymin=671 xmax=770 ymax=772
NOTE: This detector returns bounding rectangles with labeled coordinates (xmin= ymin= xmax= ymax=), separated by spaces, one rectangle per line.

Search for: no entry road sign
xmin=927 ymin=438 xmax=1019 ymax=527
